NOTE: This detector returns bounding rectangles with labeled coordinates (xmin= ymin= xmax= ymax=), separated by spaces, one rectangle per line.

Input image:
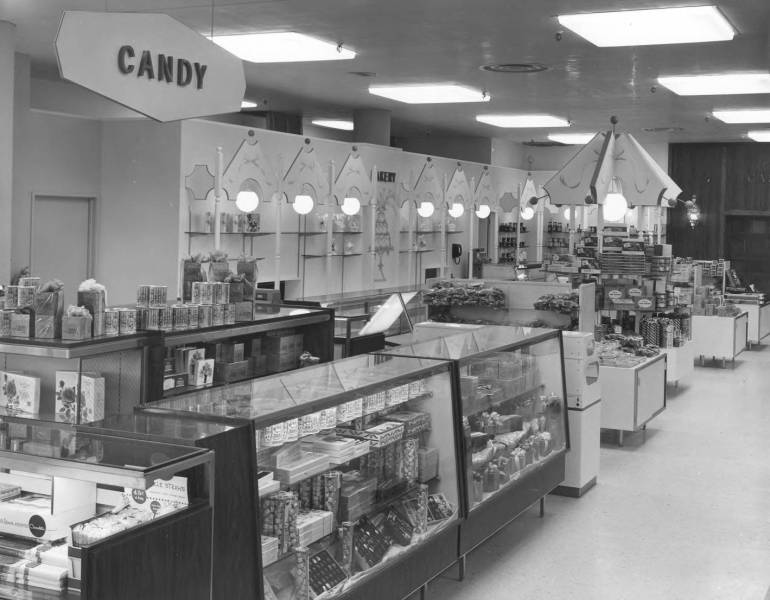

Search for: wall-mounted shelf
xmin=302 ymin=253 xmax=364 ymax=258
xmin=400 ymin=248 xmax=435 ymax=253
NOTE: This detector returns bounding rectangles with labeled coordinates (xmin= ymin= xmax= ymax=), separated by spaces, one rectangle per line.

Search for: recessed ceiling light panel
xmin=713 ymin=109 xmax=770 ymax=123
xmin=476 ymin=114 xmax=570 ymax=128
xmin=658 ymin=73 xmax=770 ymax=96
xmin=558 ymin=6 xmax=734 ymax=47
xmin=747 ymin=130 xmax=770 ymax=142
xmin=213 ymin=32 xmax=355 ymax=63
xmin=369 ymin=84 xmax=489 ymax=104
xmin=241 ymin=100 xmax=258 ymax=109
xmin=311 ymin=119 xmax=354 ymax=131
xmin=547 ymin=132 xmax=595 ymax=144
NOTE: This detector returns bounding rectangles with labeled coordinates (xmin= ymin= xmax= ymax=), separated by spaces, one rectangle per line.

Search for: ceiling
xmin=2 ymin=0 xmax=770 ymax=143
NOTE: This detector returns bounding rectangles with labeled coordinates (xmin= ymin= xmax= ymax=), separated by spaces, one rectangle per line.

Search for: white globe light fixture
xmin=475 ymin=204 xmax=491 ymax=219
xmin=417 ymin=201 xmax=435 ymax=218
xmin=448 ymin=202 xmax=465 ymax=218
xmin=341 ymin=196 xmax=361 ymax=216
xmin=602 ymin=178 xmax=628 ymax=222
xmin=520 ymin=206 xmax=535 ymax=221
xmin=235 ymin=190 xmax=259 ymax=213
xmin=293 ymin=194 xmax=315 ymax=215
xmin=563 ymin=207 xmax=572 ymax=221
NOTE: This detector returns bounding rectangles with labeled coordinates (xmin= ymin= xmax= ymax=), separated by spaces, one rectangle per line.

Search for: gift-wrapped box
xmin=235 ymin=301 xmax=254 ymax=322
xmin=10 ymin=312 xmax=34 ymax=338
xmin=5 ymin=285 xmax=36 ymax=309
xmin=33 ymin=291 xmax=63 ymax=317
xmin=77 ymin=290 xmax=105 ymax=316
xmin=35 ymin=316 xmax=60 ymax=339
xmin=209 ymin=261 xmax=230 ymax=282
xmin=237 ymin=260 xmax=259 ymax=284
xmin=0 ymin=309 xmax=14 ymax=336
xmin=62 ymin=316 xmax=93 ymax=340
xmin=182 ymin=261 xmax=204 ymax=303
xmin=18 ymin=277 xmax=40 ymax=289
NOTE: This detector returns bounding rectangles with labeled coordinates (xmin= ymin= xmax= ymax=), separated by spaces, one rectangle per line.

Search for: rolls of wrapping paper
xmin=293 ymin=545 xmax=310 ymax=600
xmin=338 ymin=521 xmax=355 ymax=576
xmin=323 ymin=471 xmax=342 ymax=525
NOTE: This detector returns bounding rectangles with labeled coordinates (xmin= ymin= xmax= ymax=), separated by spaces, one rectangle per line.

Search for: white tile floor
xmin=424 ymin=347 xmax=770 ymax=600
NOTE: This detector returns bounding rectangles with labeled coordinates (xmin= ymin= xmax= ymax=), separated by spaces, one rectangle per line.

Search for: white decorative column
xmin=0 ymin=21 xmax=16 ymax=284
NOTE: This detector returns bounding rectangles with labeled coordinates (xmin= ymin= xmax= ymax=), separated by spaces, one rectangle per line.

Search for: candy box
xmin=103 ymin=309 xmax=120 ymax=336
xmin=234 ymin=301 xmax=254 ymax=322
xmin=61 ymin=315 xmax=92 ymax=340
xmin=55 ymin=371 xmax=105 ymax=424
xmin=33 ymin=291 xmax=63 ymax=317
xmin=10 ymin=312 xmax=34 ymax=338
xmin=1 ymin=371 xmax=41 ymax=413
xmin=34 ymin=315 xmax=60 ymax=339
xmin=0 ymin=309 xmax=14 ymax=336
xmin=118 ymin=308 xmax=137 ymax=335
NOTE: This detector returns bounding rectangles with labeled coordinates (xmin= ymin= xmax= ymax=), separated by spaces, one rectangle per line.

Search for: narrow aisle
xmin=428 ymin=348 xmax=770 ymax=600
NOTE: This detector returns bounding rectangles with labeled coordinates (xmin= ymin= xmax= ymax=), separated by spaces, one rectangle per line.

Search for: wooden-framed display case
xmin=141 ymin=353 xmax=463 ymax=600
xmin=0 ymin=421 xmax=214 ymax=600
xmin=380 ymin=324 xmax=569 ymax=572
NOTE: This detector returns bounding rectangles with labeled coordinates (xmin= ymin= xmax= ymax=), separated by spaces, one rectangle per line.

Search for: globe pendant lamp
xmin=475 ymin=204 xmax=491 ymax=219
xmin=448 ymin=202 xmax=465 ymax=218
xmin=417 ymin=201 xmax=435 ymax=218
xmin=602 ymin=177 xmax=627 ymax=222
xmin=293 ymin=194 xmax=315 ymax=215
xmin=341 ymin=196 xmax=361 ymax=215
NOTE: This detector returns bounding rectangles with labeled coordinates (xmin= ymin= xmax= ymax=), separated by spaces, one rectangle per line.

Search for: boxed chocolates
xmin=61 ymin=314 xmax=92 ymax=340
xmin=10 ymin=312 xmax=34 ymax=338
xmin=217 ymin=342 xmax=245 ymax=363
xmin=54 ymin=372 xmax=105 ymax=424
xmin=192 ymin=358 xmax=214 ymax=387
xmin=214 ymin=359 xmax=250 ymax=384
xmin=1 ymin=371 xmax=41 ymax=413
xmin=234 ymin=301 xmax=254 ymax=322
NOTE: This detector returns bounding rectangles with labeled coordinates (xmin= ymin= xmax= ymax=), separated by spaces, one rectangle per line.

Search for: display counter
xmin=142 ymin=353 xmax=462 ymax=600
xmin=380 ymin=324 xmax=568 ymax=570
xmin=81 ymin=412 xmax=260 ymax=600
xmin=0 ymin=423 xmax=214 ymax=600
xmin=599 ymin=353 xmax=667 ymax=445
xmin=691 ymin=312 xmax=749 ymax=367
xmin=733 ymin=302 xmax=770 ymax=346
xmin=661 ymin=341 xmax=694 ymax=387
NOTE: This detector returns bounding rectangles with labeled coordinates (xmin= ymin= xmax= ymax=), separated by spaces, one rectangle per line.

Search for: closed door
xmin=31 ymin=195 xmax=94 ymax=308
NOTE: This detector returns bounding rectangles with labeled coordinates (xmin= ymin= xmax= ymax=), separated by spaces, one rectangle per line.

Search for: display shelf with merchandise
xmin=379 ymin=323 xmax=568 ymax=567
xmin=0 ymin=425 xmax=214 ymax=600
xmin=143 ymin=353 xmax=462 ymax=600
xmin=148 ymin=307 xmax=334 ymax=402
xmin=81 ymin=412 xmax=261 ymax=600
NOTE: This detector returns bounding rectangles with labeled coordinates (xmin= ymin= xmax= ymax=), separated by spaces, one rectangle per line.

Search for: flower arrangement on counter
xmin=422 ymin=280 xmax=505 ymax=308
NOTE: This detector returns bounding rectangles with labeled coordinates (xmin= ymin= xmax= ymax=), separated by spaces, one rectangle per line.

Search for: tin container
xmin=119 ymin=308 xmax=137 ymax=335
xmin=149 ymin=285 xmax=168 ymax=308
xmin=223 ymin=303 xmax=236 ymax=325
xmin=198 ymin=304 xmax=213 ymax=328
xmin=186 ymin=304 xmax=200 ymax=329
xmin=158 ymin=306 xmax=172 ymax=331
xmin=171 ymin=305 xmax=189 ymax=331
xmin=212 ymin=304 xmax=225 ymax=326
xmin=104 ymin=309 xmax=120 ymax=336
xmin=136 ymin=285 xmax=151 ymax=307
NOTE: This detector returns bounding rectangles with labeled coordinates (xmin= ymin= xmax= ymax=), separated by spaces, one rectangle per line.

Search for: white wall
xmin=99 ymin=120 xmax=182 ymax=304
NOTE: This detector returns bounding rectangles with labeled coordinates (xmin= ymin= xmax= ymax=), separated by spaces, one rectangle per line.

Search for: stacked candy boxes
xmin=135 ymin=283 xmax=235 ymax=332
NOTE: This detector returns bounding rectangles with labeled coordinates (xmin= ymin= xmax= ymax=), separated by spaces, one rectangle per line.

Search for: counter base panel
xmin=336 ymin=523 xmax=460 ymax=600
xmin=551 ymin=476 xmax=597 ymax=498
xmin=79 ymin=503 xmax=212 ymax=600
xmin=458 ymin=452 xmax=566 ymax=556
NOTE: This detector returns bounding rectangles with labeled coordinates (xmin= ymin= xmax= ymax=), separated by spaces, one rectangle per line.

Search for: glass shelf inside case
xmin=148 ymin=353 xmax=461 ymax=600
xmin=381 ymin=325 xmax=568 ymax=512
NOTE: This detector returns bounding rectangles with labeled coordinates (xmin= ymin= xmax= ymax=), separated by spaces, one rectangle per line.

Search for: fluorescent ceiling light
xmin=713 ymin=109 xmax=770 ymax=123
xmin=241 ymin=100 xmax=258 ymax=109
xmin=369 ymin=84 xmax=489 ymax=104
xmin=311 ymin=119 xmax=354 ymax=131
xmin=747 ymin=130 xmax=770 ymax=142
xmin=557 ymin=6 xmax=734 ymax=47
xmin=213 ymin=32 xmax=355 ymax=63
xmin=476 ymin=114 xmax=570 ymax=128
xmin=548 ymin=132 xmax=594 ymax=145
xmin=658 ymin=73 xmax=770 ymax=96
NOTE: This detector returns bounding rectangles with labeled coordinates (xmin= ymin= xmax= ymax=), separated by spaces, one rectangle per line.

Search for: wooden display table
xmin=691 ymin=312 xmax=749 ymax=367
xmin=600 ymin=353 xmax=667 ymax=446
xmin=661 ymin=341 xmax=694 ymax=387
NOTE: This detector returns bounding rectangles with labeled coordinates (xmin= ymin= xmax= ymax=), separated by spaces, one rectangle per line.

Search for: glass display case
xmin=146 ymin=354 xmax=461 ymax=600
xmin=0 ymin=421 xmax=214 ymax=600
xmin=380 ymin=324 xmax=568 ymax=564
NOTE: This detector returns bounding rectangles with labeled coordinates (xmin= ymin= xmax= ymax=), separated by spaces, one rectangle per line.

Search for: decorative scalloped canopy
xmin=412 ymin=158 xmax=444 ymax=206
xmin=282 ymin=139 xmax=331 ymax=205
xmin=445 ymin=163 xmax=472 ymax=208
xmin=474 ymin=167 xmax=498 ymax=210
xmin=221 ymin=133 xmax=278 ymax=203
xmin=333 ymin=149 xmax=373 ymax=205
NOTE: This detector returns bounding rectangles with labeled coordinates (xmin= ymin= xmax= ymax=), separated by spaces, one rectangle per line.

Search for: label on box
xmin=299 ymin=412 xmax=322 ymax=437
xmin=337 ymin=398 xmax=363 ymax=423
xmin=637 ymin=298 xmax=653 ymax=310
xmin=263 ymin=422 xmax=287 ymax=446
xmin=628 ymin=288 xmax=642 ymax=298
xmin=124 ymin=476 xmax=188 ymax=515
xmin=608 ymin=289 xmax=623 ymax=300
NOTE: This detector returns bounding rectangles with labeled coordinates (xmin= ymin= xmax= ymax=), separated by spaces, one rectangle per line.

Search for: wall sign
xmin=56 ymin=11 xmax=245 ymax=122
xmin=377 ymin=171 xmax=397 ymax=183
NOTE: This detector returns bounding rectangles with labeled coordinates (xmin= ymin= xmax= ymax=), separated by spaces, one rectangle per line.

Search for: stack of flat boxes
xmin=264 ymin=331 xmax=304 ymax=374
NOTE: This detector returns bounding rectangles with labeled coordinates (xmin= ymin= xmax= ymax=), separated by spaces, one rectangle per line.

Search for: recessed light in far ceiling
xmin=369 ymin=84 xmax=490 ymax=104
xmin=547 ymin=132 xmax=595 ymax=144
xmin=747 ymin=130 xmax=770 ymax=142
xmin=311 ymin=119 xmax=354 ymax=131
xmin=658 ymin=73 xmax=770 ymax=96
xmin=557 ymin=5 xmax=734 ymax=47
xmin=212 ymin=32 xmax=355 ymax=63
xmin=476 ymin=114 xmax=570 ymax=128
xmin=641 ymin=126 xmax=685 ymax=133
xmin=713 ymin=109 xmax=770 ymax=123
xmin=480 ymin=63 xmax=548 ymax=74
xmin=241 ymin=100 xmax=258 ymax=109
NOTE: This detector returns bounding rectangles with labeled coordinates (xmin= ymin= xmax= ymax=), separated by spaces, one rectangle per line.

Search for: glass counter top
xmin=80 ymin=413 xmax=236 ymax=442
xmin=147 ymin=353 xmax=449 ymax=426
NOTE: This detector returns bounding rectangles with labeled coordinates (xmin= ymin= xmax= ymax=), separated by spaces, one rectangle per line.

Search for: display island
xmin=143 ymin=353 xmax=462 ymax=600
xmin=381 ymin=323 xmax=569 ymax=575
